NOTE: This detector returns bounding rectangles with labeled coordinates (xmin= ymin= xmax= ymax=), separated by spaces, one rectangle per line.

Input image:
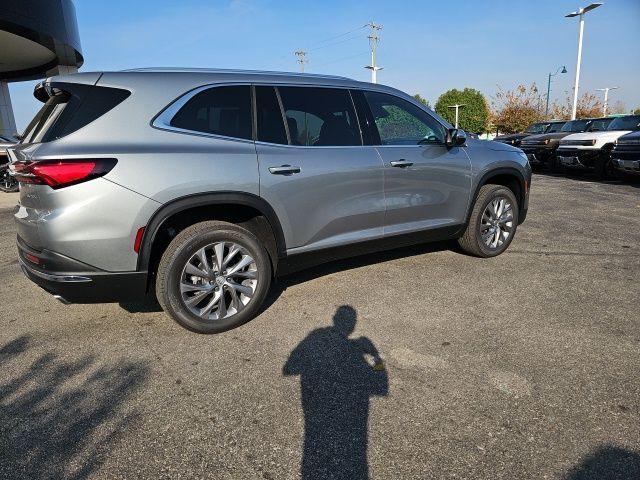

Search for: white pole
xmin=454 ymin=106 xmax=459 ymax=128
xmin=602 ymin=88 xmax=609 ymax=116
xmin=371 ymin=49 xmax=376 ymax=84
xmin=571 ymin=13 xmax=585 ymax=120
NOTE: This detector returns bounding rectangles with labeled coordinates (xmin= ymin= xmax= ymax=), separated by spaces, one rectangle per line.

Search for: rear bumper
xmin=17 ymin=236 xmax=147 ymax=304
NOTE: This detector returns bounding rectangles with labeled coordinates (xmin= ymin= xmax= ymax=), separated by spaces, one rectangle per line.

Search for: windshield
xmin=546 ymin=122 xmax=566 ymax=133
xmin=589 ymin=117 xmax=614 ymax=131
xmin=561 ymin=119 xmax=591 ymax=132
xmin=607 ymin=115 xmax=640 ymax=131
xmin=525 ymin=122 xmax=549 ymax=134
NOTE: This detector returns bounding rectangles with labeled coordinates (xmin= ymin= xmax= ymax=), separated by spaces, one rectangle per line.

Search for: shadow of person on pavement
xmin=564 ymin=444 xmax=640 ymax=480
xmin=283 ymin=305 xmax=388 ymax=480
xmin=0 ymin=335 xmax=150 ymax=480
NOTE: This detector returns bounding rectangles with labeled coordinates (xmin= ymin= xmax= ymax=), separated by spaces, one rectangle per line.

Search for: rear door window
xmin=277 ymin=87 xmax=361 ymax=146
xmin=255 ymin=86 xmax=287 ymax=145
xmin=170 ymin=86 xmax=252 ymax=140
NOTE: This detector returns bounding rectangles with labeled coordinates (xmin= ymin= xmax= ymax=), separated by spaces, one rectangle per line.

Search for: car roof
xmin=124 ymin=67 xmax=351 ymax=81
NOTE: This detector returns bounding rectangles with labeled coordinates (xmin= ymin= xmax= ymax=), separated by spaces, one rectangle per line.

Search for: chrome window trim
xmin=152 ymin=81 xmax=450 ymax=148
xmin=151 ymin=82 xmax=255 ymax=145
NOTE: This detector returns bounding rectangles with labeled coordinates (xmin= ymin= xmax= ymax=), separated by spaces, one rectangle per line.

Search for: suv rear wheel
xmin=156 ymin=221 xmax=272 ymax=333
xmin=458 ymin=184 xmax=519 ymax=257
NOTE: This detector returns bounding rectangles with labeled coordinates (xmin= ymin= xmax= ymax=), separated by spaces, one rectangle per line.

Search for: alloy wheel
xmin=179 ymin=242 xmax=258 ymax=320
xmin=480 ymin=196 xmax=514 ymax=249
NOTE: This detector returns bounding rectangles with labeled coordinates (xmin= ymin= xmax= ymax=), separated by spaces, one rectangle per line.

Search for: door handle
xmin=390 ymin=159 xmax=414 ymax=168
xmin=268 ymin=165 xmax=301 ymax=175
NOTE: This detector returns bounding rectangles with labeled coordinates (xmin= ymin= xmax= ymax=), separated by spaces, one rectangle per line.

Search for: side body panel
xmin=257 ymin=143 xmax=385 ymax=253
xmin=376 ymin=144 xmax=471 ymax=235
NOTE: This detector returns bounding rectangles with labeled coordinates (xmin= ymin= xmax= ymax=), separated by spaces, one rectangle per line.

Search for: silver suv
xmin=10 ymin=69 xmax=531 ymax=333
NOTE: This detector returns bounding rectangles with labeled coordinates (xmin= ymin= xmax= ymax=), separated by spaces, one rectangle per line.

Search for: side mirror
xmin=446 ymin=128 xmax=467 ymax=147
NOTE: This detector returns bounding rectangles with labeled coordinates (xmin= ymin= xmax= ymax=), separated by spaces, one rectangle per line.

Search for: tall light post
xmin=545 ymin=66 xmax=567 ymax=117
xmin=448 ymin=104 xmax=465 ymax=129
xmin=565 ymin=3 xmax=603 ymax=120
xmin=595 ymin=86 xmax=618 ymax=116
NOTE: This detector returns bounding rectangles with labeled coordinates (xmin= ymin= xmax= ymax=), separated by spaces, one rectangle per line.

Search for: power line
xmin=306 ymin=25 xmax=367 ymax=50
xmin=314 ymin=51 xmax=370 ymax=68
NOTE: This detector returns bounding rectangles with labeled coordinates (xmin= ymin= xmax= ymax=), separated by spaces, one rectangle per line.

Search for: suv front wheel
xmin=156 ymin=221 xmax=272 ymax=334
xmin=458 ymin=184 xmax=519 ymax=257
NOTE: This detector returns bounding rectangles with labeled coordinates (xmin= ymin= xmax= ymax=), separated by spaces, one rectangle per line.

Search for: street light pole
xmin=448 ymin=104 xmax=465 ymax=129
xmin=545 ymin=66 xmax=567 ymax=117
xmin=595 ymin=86 xmax=618 ymax=116
xmin=566 ymin=3 xmax=603 ymax=120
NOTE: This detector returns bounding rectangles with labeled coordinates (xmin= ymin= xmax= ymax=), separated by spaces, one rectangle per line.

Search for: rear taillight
xmin=12 ymin=159 xmax=117 ymax=189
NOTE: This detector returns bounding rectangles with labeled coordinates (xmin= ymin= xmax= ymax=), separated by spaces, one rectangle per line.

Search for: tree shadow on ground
xmin=283 ymin=306 xmax=388 ymax=480
xmin=564 ymin=445 xmax=640 ymax=480
xmin=0 ymin=335 xmax=150 ymax=480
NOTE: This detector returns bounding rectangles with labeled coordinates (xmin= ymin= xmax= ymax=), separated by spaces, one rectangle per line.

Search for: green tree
xmin=413 ymin=93 xmax=430 ymax=108
xmin=491 ymin=84 xmax=545 ymax=134
xmin=435 ymin=88 xmax=489 ymax=133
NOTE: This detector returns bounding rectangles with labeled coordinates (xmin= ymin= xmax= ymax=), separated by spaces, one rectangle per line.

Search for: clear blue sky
xmin=9 ymin=0 xmax=640 ymax=130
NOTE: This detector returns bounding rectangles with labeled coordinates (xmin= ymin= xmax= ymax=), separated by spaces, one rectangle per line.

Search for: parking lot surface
xmin=1 ymin=174 xmax=639 ymax=479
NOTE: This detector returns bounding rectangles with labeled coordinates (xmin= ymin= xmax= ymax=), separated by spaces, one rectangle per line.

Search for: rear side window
xmin=170 ymin=86 xmax=252 ymax=140
xmin=22 ymin=84 xmax=130 ymax=144
xmin=255 ymin=86 xmax=287 ymax=145
xmin=22 ymin=93 xmax=70 ymax=143
xmin=277 ymin=87 xmax=361 ymax=146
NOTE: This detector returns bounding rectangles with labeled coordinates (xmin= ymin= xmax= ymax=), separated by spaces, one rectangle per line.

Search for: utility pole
xmin=565 ymin=3 xmax=603 ymax=120
xmin=294 ymin=50 xmax=307 ymax=73
xmin=364 ymin=21 xmax=383 ymax=83
xmin=448 ymin=104 xmax=465 ymax=129
xmin=595 ymin=86 xmax=618 ymax=116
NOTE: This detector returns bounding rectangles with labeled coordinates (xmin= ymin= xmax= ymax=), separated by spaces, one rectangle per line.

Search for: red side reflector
xmin=134 ymin=227 xmax=145 ymax=254
xmin=13 ymin=159 xmax=117 ymax=189
xmin=24 ymin=253 xmax=40 ymax=265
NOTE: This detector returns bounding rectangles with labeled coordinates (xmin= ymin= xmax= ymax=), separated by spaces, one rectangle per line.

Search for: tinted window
xmin=277 ymin=87 xmax=361 ymax=146
xmin=364 ymin=91 xmax=445 ymax=145
xmin=589 ymin=117 xmax=613 ymax=131
xmin=22 ymin=93 xmax=70 ymax=143
xmin=607 ymin=115 xmax=640 ymax=131
xmin=170 ymin=86 xmax=252 ymax=139
xmin=546 ymin=122 xmax=566 ymax=133
xmin=255 ymin=86 xmax=287 ymax=145
xmin=561 ymin=120 xmax=589 ymax=132
xmin=525 ymin=123 xmax=549 ymax=134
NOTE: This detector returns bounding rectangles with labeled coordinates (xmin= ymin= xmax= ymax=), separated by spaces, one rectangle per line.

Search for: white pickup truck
xmin=556 ymin=115 xmax=640 ymax=178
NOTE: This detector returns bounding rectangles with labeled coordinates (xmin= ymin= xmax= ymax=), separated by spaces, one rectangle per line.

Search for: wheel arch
xmin=137 ymin=192 xmax=287 ymax=279
xmin=468 ymin=168 xmax=528 ymax=225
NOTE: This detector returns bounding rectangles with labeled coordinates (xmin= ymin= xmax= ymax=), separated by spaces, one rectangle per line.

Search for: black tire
xmin=548 ymin=153 xmax=562 ymax=174
xmin=458 ymin=184 xmax=519 ymax=258
xmin=156 ymin=220 xmax=272 ymax=334
xmin=594 ymin=147 xmax=616 ymax=180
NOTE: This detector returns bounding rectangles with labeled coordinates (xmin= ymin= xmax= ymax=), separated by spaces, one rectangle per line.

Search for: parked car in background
xmin=0 ymin=134 xmax=19 ymax=192
xmin=557 ymin=115 xmax=640 ymax=178
xmin=494 ymin=120 xmax=565 ymax=147
xmin=9 ymin=69 xmax=531 ymax=333
xmin=520 ymin=117 xmax=613 ymax=171
xmin=612 ymin=130 xmax=640 ymax=176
